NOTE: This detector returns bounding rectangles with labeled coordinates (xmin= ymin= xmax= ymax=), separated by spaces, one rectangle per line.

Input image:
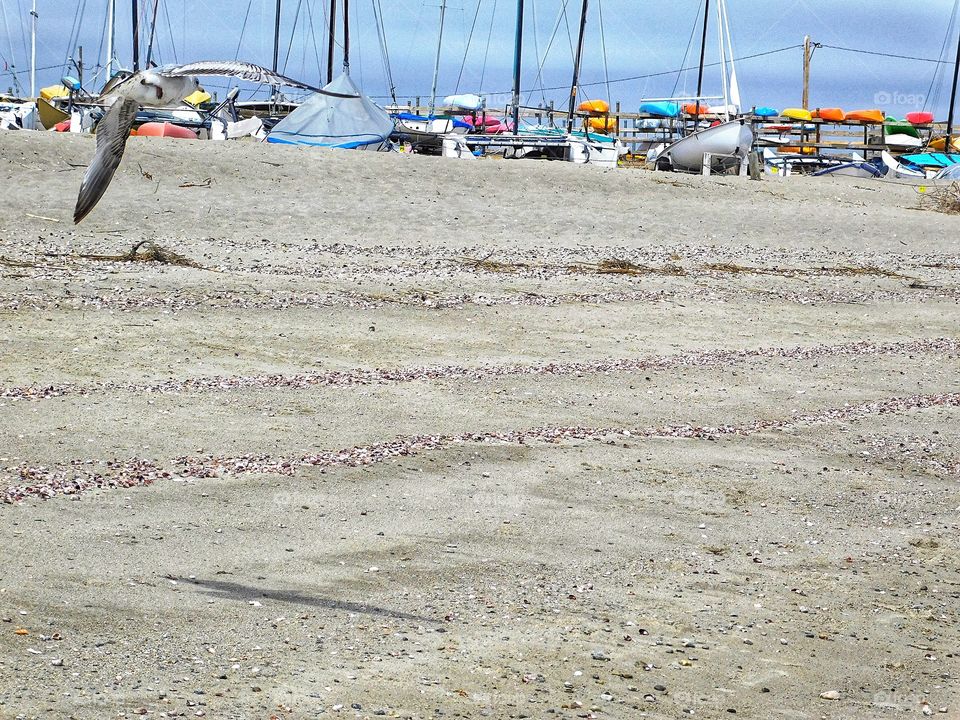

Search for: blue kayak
xmin=754 ymin=106 xmax=779 ymax=118
xmin=640 ymin=102 xmax=680 ymax=118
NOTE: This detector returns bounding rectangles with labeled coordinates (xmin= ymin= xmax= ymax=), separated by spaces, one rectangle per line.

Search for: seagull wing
xmin=163 ymin=61 xmax=358 ymax=98
xmin=74 ymin=98 xmax=140 ymax=224
xmin=98 ymin=70 xmax=139 ymax=100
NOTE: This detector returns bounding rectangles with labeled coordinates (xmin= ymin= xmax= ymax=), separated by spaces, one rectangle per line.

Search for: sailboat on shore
xmin=653 ymin=0 xmax=754 ymax=173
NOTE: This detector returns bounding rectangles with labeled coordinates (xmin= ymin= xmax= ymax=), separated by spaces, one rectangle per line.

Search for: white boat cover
xmin=266 ymin=73 xmax=393 ymax=149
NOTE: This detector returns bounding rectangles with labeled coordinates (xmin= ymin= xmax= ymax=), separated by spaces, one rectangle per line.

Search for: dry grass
xmin=704 ymin=261 xmax=908 ymax=279
xmin=80 ymin=240 xmax=201 ymax=268
xmin=461 ymin=256 xmax=686 ymax=277
xmin=918 ymin=182 xmax=960 ymax=215
xmin=592 ymin=259 xmax=686 ymax=276
xmin=0 ymin=255 xmax=38 ymax=268
xmin=461 ymin=256 xmax=911 ymax=281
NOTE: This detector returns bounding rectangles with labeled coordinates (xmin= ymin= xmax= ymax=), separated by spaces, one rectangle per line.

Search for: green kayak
xmin=884 ymin=117 xmax=921 ymax=138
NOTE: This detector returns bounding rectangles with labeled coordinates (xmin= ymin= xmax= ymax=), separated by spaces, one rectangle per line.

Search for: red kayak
xmin=135 ymin=121 xmax=198 ymax=139
xmin=906 ymin=111 xmax=934 ymax=126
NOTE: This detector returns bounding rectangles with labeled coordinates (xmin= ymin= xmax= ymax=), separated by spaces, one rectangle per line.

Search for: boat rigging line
xmin=453 ymin=0 xmax=482 ymax=96
xmin=371 ymin=0 xmax=396 ymax=103
xmin=145 ymin=0 xmax=160 ymax=67
xmin=596 ymin=0 xmax=611 ymax=108
xmin=478 ymin=0 xmax=497 ymax=94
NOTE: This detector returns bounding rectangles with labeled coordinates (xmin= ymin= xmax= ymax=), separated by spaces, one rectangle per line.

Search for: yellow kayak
xmin=928 ymin=135 xmax=960 ymax=152
xmin=782 ymin=108 xmax=813 ymax=122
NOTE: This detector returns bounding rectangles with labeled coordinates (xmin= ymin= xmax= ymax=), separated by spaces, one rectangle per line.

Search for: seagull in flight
xmin=73 ymin=61 xmax=333 ymax=224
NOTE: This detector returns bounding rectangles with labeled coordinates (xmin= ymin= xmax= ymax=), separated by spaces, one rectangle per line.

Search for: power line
xmin=373 ymin=43 xmax=804 ymax=99
xmin=819 ymin=44 xmax=954 ymax=65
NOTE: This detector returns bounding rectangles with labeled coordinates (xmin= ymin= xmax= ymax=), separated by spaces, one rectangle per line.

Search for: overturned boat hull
xmin=659 ymin=119 xmax=754 ymax=173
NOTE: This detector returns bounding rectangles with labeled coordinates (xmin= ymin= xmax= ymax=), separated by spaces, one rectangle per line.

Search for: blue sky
xmin=2 ymin=0 xmax=959 ymax=117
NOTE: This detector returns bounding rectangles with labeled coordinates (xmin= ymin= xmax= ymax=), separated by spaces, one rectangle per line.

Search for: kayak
xmin=813 ymin=108 xmax=845 ymax=122
xmin=884 ymin=117 xmax=920 ymax=138
xmin=782 ymin=108 xmax=813 ymax=121
xmin=578 ymin=99 xmax=609 ymax=115
xmin=901 ymin=152 xmax=960 ymax=168
xmin=906 ymin=111 xmax=934 ymax=125
xmin=683 ymin=102 xmax=710 ymax=115
xmin=136 ymin=121 xmax=199 ymax=139
xmin=846 ymin=109 xmax=884 ymax=123
xmin=640 ymin=102 xmax=679 ymax=118
xmin=928 ymin=135 xmax=960 ymax=152
xmin=588 ymin=117 xmax=616 ymax=132
xmin=753 ymin=106 xmax=779 ymax=118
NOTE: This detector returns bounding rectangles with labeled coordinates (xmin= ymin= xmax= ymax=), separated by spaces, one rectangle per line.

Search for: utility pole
xmin=946 ymin=22 xmax=960 ymax=155
xmin=802 ymin=35 xmax=811 ymax=109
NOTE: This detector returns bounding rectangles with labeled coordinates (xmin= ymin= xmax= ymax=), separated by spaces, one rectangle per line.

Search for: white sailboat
xmin=655 ymin=0 xmax=754 ymax=173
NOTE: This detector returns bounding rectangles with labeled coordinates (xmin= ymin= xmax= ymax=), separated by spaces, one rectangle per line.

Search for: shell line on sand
xmin=3 ymin=392 xmax=958 ymax=504
xmin=1 ymin=337 xmax=957 ymax=402
xmin=1 ymin=282 xmax=959 ymax=314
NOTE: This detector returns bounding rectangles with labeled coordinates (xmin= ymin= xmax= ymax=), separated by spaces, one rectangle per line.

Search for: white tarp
xmin=266 ymin=73 xmax=393 ymax=149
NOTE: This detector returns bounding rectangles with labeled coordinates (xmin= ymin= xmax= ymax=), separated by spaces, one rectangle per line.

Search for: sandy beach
xmin=1 ymin=131 xmax=959 ymax=719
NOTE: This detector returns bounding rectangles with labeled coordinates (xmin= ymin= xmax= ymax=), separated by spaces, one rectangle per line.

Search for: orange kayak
xmin=682 ymin=102 xmax=710 ymax=115
xmin=587 ymin=117 xmax=615 ymax=132
xmin=135 ymin=121 xmax=199 ymax=139
xmin=578 ymin=99 xmax=609 ymax=115
xmin=813 ymin=108 xmax=845 ymax=122
xmin=846 ymin=109 xmax=884 ymax=124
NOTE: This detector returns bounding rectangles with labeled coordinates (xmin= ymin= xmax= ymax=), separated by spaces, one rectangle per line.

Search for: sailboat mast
xmin=29 ymin=0 xmax=36 ymax=97
xmin=566 ymin=0 xmax=589 ymax=134
xmin=715 ymin=0 xmax=728 ymax=118
xmin=272 ymin=0 xmax=281 ymax=72
xmin=694 ymin=0 xmax=711 ymax=121
xmin=511 ymin=0 xmax=524 ymax=134
xmin=947 ymin=19 xmax=960 ymax=155
xmin=131 ymin=0 xmax=139 ymax=71
xmin=327 ymin=0 xmax=337 ymax=82
xmin=343 ymin=0 xmax=349 ymax=71
xmin=428 ymin=0 xmax=447 ymax=117
xmin=104 ymin=0 xmax=115 ymax=79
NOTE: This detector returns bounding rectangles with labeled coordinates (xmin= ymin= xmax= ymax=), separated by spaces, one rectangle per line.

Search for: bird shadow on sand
xmin=185 ymin=577 xmax=437 ymax=625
